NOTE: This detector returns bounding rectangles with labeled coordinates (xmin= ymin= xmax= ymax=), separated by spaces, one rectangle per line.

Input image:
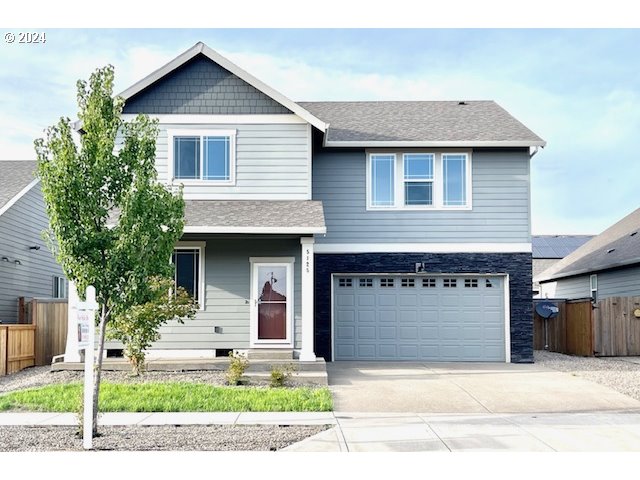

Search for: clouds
xmin=0 ymin=29 xmax=637 ymax=234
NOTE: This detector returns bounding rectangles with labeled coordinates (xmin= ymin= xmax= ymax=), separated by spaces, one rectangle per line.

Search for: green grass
xmin=0 ymin=382 xmax=333 ymax=413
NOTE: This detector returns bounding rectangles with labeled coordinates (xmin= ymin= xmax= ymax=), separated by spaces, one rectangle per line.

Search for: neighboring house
xmin=532 ymin=235 xmax=593 ymax=297
xmin=0 ymin=161 xmax=67 ymax=323
xmin=65 ymin=42 xmax=545 ymax=363
xmin=537 ymin=208 xmax=640 ymax=301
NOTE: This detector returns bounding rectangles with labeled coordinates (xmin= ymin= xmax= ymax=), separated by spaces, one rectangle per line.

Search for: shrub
xmin=226 ymin=351 xmax=249 ymax=386
xmin=269 ymin=363 xmax=297 ymax=388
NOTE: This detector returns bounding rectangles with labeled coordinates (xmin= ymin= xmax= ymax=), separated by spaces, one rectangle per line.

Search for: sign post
xmin=77 ymin=286 xmax=98 ymax=450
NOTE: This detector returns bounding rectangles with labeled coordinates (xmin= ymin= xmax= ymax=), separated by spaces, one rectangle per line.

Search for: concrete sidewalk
xmin=5 ymin=410 xmax=640 ymax=451
xmin=283 ymin=412 xmax=640 ymax=452
xmin=0 ymin=411 xmax=336 ymax=426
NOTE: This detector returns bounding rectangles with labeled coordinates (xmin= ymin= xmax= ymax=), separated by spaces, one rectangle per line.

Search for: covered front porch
xmin=62 ymin=200 xmax=325 ymax=364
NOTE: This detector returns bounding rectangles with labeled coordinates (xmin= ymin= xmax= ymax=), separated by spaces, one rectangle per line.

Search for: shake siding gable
xmin=122 ymin=54 xmax=292 ymax=115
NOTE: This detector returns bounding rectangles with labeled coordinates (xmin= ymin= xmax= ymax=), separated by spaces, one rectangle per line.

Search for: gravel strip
xmin=0 ymin=424 xmax=328 ymax=451
xmin=535 ymin=350 xmax=640 ymax=402
xmin=0 ymin=366 xmax=229 ymax=394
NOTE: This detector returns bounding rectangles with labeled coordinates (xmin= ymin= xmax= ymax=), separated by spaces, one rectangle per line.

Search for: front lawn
xmin=0 ymin=382 xmax=333 ymax=412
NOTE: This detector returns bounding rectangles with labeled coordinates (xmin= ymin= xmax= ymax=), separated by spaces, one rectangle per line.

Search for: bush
xmin=226 ymin=351 xmax=249 ymax=386
xmin=269 ymin=364 xmax=297 ymax=388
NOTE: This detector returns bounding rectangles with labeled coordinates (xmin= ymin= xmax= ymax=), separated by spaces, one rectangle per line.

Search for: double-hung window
xmin=368 ymin=152 xmax=470 ymax=209
xmin=170 ymin=130 xmax=236 ymax=184
xmin=172 ymin=242 xmax=205 ymax=310
xmin=404 ymin=154 xmax=434 ymax=206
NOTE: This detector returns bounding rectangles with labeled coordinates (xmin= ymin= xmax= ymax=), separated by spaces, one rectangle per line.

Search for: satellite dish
xmin=536 ymin=301 xmax=559 ymax=319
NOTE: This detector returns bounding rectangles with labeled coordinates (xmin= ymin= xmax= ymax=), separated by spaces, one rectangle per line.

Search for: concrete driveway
xmin=327 ymin=362 xmax=640 ymax=413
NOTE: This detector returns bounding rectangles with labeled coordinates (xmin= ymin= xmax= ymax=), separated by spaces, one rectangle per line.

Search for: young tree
xmin=108 ymin=277 xmax=197 ymax=376
xmin=35 ymin=65 xmax=187 ymax=436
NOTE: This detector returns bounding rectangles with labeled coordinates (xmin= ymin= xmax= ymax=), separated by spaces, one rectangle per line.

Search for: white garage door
xmin=334 ymin=275 xmax=506 ymax=361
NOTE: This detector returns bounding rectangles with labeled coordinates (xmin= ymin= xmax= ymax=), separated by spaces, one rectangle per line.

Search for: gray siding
xmin=123 ymin=54 xmax=291 ymax=115
xmin=312 ymin=148 xmax=531 ymax=244
xmin=0 ymin=184 xmax=65 ymax=323
xmin=539 ymin=276 xmax=591 ymax=299
xmin=597 ymin=266 xmax=640 ymax=298
xmin=144 ymin=123 xmax=311 ymax=200
xmin=108 ymin=237 xmax=302 ymax=351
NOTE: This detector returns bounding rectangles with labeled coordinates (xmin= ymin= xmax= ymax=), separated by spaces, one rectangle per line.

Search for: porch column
xmin=300 ymin=237 xmax=316 ymax=361
xmin=63 ymin=280 xmax=81 ymax=362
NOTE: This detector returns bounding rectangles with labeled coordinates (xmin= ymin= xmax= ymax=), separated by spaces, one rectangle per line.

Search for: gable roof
xmin=532 ymin=235 xmax=594 ymax=259
xmin=536 ymin=208 xmax=640 ymax=283
xmin=118 ymin=42 xmax=328 ymax=132
xmin=298 ymin=101 xmax=546 ymax=147
xmin=0 ymin=161 xmax=39 ymax=218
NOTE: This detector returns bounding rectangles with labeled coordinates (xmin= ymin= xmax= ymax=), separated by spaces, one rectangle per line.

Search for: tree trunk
xmin=92 ymin=304 xmax=109 ymax=436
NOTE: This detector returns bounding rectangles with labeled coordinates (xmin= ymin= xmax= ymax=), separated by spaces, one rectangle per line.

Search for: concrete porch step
xmin=246 ymin=349 xmax=294 ymax=360
xmin=245 ymin=359 xmax=326 ymax=373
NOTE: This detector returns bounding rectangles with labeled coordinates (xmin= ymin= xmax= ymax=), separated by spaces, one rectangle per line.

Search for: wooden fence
xmin=0 ymin=298 xmax=68 ymax=376
xmin=535 ymin=296 xmax=640 ymax=357
xmin=32 ymin=299 xmax=68 ymax=366
xmin=594 ymin=296 xmax=640 ymax=356
xmin=533 ymin=299 xmax=593 ymax=356
xmin=0 ymin=325 xmax=36 ymax=375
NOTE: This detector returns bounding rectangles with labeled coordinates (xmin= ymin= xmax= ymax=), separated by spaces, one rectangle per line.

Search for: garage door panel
xmin=378 ymin=295 xmax=397 ymax=306
xmin=440 ymin=294 xmax=460 ymax=307
xmin=420 ymin=294 xmax=439 ymax=307
xmin=336 ymin=310 xmax=355 ymax=323
xmin=336 ymin=294 xmax=355 ymax=307
xmin=357 ymin=310 xmax=376 ymax=323
xmin=399 ymin=294 xmax=418 ymax=307
xmin=358 ymin=294 xmax=375 ymax=306
xmin=335 ymin=275 xmax=505 ymax=361
xmin=357 ymin=326 xmax=376 ymax=339
xmin=399 ymin=326 xmax=419 ymax=340
xmin=336 ymin=344 xmax=355 ymax=359
xmin=398 ymin=345 xmax=419 ymax=359
xmin=378 ymin=310 xmax=397 ymax=322
xmin=399 ymin=310 xmax=418 ymax=322
xmin=378 ymin=344 xmax=397 ymax=358
xmin=357 ymin=344 xmax=376 ymax=358
xmin=336 ymin=326 xmax=355 ymax=339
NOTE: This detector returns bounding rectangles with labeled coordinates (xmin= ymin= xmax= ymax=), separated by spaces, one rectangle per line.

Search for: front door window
xmin=257 ymin=266 xmax=287 ymax=340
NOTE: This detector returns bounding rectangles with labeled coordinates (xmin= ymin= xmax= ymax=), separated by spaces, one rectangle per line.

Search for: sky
xmin=1 ymin=28 xmax=639 ymax=236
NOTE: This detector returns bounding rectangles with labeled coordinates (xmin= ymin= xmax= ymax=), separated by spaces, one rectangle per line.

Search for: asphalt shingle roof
xmin=532 ymin=235 xmax=594 ymax=259
xmin=183 ymin=200 xmax=325 ymax=231
xmin=298 ymin=101 xmax=545 ymax=145
xmin=536 ymin=208 xmax=640 ymax=282
xmin=109 ymin=200 xmax=326 ymax=233
xmin=0 ymin=161 xmax=37 ymax=212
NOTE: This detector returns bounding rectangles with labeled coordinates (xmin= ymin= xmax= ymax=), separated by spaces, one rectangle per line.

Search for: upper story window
xmin=367 ymin=152 xmax=471 ymax=210
xmin=169 ymin=129 xmax=236 ymax=184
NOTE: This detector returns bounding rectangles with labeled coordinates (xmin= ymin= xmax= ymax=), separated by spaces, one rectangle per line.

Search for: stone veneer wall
xmin=314 ymin=252 xmax=533 ymax=363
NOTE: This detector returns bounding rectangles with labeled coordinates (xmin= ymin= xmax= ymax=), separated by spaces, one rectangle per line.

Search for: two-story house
xmin=64 ymin=42 xmax=545 ymax=364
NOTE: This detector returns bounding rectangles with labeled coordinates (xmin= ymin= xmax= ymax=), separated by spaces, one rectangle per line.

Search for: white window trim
xmin=167 ymin=129 xmax=237 ymax=186
xmin=52 ymin=276 xmax=67 ymax=299
xmin=366 ymin=153 xmax=397 ymax=209
xmin=366 ymin=150 xmax=472 ymax=211
xmin=590 ymin=274 xmax=598 ymax=302
xmin=249 ymin=257 xmax=295 ymax=348
xmin=173 ymin=241 xmax=206 ymax=311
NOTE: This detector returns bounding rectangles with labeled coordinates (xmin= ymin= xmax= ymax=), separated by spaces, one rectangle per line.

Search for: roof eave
xmin=323 ymin=140 xmax=547 ymax=148
xmin=116 ymin=42 xmax=328 ymax=133
xmin=0 ymin=178 xmax=40 ymax=218
xmin=537 ymin=257 xmax=640 ymax=284
xmin=182 ymin=226 xmax=327 ymax=235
